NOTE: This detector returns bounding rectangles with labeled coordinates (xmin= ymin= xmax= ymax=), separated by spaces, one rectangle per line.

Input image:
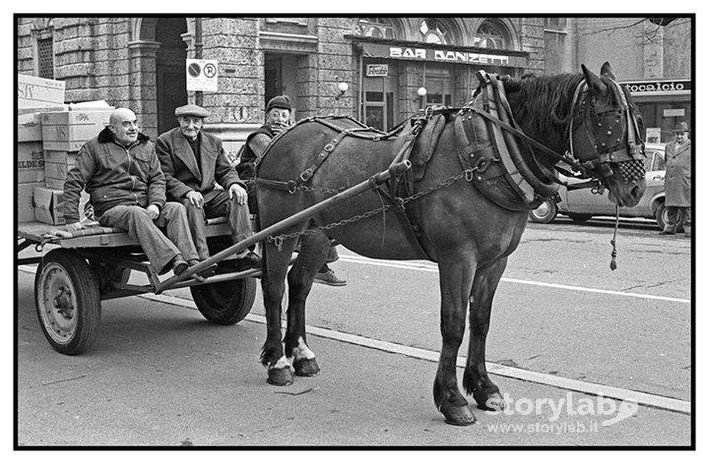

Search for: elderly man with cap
xmin=663 ymin=121 xmax=692 ymax=236
xmin=156 ymin=104 xmax=259 ymax=272
xmin=238 ymin=95 xmax=347 ymax=287
xmin=63 ymin=108 xmax=200 ymax=276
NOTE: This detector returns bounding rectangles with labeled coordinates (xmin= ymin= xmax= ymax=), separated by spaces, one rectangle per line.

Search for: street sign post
xmin=186 ymin=59 xmax=218 ymax=92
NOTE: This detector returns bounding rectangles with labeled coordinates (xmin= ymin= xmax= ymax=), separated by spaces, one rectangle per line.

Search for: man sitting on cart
xmin=156 ymin=104 xmax=260 ymax=273
xmin=63 ymin=108 xmax=201 ymax=277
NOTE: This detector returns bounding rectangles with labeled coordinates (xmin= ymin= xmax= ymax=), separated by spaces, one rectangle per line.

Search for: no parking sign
xmin=186 ymin=59 xmax=218 ymax=92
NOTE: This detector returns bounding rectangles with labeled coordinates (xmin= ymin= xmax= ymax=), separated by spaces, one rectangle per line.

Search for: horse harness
xmin=255 ymin=72 xmax=645 ymax=262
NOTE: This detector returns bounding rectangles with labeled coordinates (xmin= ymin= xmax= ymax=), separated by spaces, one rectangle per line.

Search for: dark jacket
xmin=156 ymin=127 xmax=244 ymax=201
xmin=63 ymin=128 xmax=165 ymax=223
xmin=664 ymin=139 xmax=691 ymax=207
xmin=236 ymin=124 xmax=276 ymax=180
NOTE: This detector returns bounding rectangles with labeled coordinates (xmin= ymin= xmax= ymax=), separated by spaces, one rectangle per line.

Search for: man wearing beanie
xmin=238 ymin=95 xmax=347 ymax=287
xmin=156 ymin=104 xmax=260 ymax=274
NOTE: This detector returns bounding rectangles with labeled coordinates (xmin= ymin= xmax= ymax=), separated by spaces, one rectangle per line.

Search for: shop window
xmin=425 ymin=74 xmax=453 ymax=107
xmin=354 ymin=18 xmax=396 ymax=40
xmin=37 ymin=36 xmax=54 ymax=79
xmin=474 ymin=20 xmax=510 ymax=49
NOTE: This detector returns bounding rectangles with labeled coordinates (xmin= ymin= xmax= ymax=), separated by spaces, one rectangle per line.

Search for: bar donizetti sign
xmin=355 ymin=39 xmax=529 ymax=67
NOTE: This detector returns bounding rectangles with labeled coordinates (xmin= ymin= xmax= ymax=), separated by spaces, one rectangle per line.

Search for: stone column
xmin=127 ymin=40 xmax=160 ymax=138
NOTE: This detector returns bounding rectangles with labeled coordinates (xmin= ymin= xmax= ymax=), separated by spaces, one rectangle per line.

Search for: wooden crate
xmin=18 ymin=142 xmax=46 ymax=184
xmin=18 ymin=74 xmax=65 ymax=109
xmin=41 ymin=110 xmax=112 ymax=151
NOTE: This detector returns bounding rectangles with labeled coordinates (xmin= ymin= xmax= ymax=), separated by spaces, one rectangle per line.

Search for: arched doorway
xmin=155 ymin=18 xmax=188 ymax=135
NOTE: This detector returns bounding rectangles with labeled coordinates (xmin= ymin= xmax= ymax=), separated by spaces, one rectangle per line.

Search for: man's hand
xmin=65 ymin=222 xmax=86 ymax=232
xmin=146 ymin=204 xmax=160 ymax=220
xmin=186 ymin=190 xmax=204 ymax=208
xmin=229 ymin=183 xmax=248 ymax=206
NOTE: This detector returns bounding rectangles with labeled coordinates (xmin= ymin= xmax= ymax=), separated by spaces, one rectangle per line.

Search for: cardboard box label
xmin=18 ymin=142 xmax=45 ymax=184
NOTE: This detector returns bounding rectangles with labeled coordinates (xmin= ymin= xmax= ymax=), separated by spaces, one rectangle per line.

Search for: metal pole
xmin=156 ymin=161 xmax=412 ymax=293
xmin=194 ymin=17 xmax=203 ymax=106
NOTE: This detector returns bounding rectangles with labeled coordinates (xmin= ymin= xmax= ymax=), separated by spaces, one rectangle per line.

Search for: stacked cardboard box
xmin=17 ymin=75 xmax=66 ymax=223
xmin=16 ymin=74 xmax=110 ymax=225
xmin=37 ymin=109 xmax=111 ymax=224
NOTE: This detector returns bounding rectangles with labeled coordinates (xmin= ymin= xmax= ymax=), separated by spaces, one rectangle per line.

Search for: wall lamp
xmin=336 ymin=81 xmax=349 ymax=99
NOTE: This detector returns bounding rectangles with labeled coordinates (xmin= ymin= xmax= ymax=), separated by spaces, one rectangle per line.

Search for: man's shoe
xmin=241 ymin=252 xmax=262 ymax=269
xmin=313 ymin=269 xmax=347 ymax=287
xmin=173 ymin=258 xmax=189 ymax=276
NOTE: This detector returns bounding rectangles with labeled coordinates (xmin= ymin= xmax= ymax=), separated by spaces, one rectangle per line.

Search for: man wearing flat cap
xmin=238 ymin=95 xmax=347 ymax=287
xmin=156 ymin=104 xmax=259 ymax=270
xmin=663 ymin=121 xmax=692 ymax=236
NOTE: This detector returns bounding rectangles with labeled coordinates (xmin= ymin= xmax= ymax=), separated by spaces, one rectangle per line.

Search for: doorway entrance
xmin=362 ymin=61 xmax=398 ymax=131
xmin=264 ymin=53 xmax=299 ymax=118
xmin=155 ymin=17 xmax=187 ymax=135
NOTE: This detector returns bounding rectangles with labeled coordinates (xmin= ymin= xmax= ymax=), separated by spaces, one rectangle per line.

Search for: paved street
xmin=15 ymin=218 xmax=692 ymax=447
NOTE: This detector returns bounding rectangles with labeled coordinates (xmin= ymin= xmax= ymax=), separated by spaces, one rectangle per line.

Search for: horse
xmin=253 ymin=62 xmax=647 ymax=426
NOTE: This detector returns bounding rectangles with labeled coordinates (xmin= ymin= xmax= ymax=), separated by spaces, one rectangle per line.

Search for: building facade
xmin=16 ymin=16 xmax=692 ymax=153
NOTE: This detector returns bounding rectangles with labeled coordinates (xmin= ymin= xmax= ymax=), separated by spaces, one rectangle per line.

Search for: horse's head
xmin=570 ymin=62 xmax=646 ymax=207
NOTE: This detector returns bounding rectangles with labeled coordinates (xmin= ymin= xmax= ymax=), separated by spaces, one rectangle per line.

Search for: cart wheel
xmin=190 ymin=277 xmax=257 ymax=325
xmin=34 ymin=249 xmax=101 ymax=355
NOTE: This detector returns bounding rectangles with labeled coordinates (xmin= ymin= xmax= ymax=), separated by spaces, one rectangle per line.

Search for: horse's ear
xmin=600 ymin=62 xmax=616 ymax=80
xmin=581 ymin=64 xmax=607 ymax=97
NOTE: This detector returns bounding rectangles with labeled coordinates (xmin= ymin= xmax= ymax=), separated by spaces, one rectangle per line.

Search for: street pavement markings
xmin=18 ymin=266 xmax=691 ymax=414
xmin=138 ymin=291 xmax=689 ymax=415
xmin=339 ymin=255 xmax=691 ymax=305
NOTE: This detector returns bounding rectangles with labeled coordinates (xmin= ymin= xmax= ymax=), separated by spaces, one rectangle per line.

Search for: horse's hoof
xmin=293 ymin=357 xmax=320 ymax=377
xmin=474 ymin=391 xmax=505 ymax=411
xmin=267 ymin=367 xmax=294 ymax=386
xmin=439 ymin=403 xmax=477 ymax=426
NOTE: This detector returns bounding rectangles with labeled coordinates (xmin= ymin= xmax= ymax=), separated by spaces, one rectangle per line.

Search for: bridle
xmin=567 ymin=78 xmax=646 ymax=183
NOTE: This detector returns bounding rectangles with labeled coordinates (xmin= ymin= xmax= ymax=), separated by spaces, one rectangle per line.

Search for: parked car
xmin=529 ymin=143 xmax=680 ymax=231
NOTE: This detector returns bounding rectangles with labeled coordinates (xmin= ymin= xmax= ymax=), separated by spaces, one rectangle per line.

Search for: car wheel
xmin=655 ymin=202 xmax=685 ymax=232
xmin=529 ymin=199 xmax=558 ymax=223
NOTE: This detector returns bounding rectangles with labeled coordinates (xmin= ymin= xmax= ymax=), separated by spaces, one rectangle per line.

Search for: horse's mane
xmin=501 ymin=72 xmax=584 ymax=150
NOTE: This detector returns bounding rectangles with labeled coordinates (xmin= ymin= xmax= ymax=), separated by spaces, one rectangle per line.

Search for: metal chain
xmin=267 ymin=167 xmax=477 ymax=249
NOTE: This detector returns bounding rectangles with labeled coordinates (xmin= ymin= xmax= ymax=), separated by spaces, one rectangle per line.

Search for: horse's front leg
xmin=463 ymin=257 xmax=508 ymax=411
xmin=434 ymin=250 xmax=478 ymax=426
xmin=261 ymin=235 xmax=299 ymax=386
xmin=285 ymin=231 xmax=329 ymax=377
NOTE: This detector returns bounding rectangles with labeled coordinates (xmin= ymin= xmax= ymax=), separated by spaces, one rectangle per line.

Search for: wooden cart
xmin=18 ymin=217 xmax=258 ymax=355
xmin=17 ymin=161 xmax=410 ymax=356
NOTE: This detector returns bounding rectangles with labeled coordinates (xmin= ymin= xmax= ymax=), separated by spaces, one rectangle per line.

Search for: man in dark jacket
xmin=663 ymin=121 xmax=691 ymax=236
xmin=64 ymin=108 xmax=199 ymax=275
xmin=239 ymin=95 xmax=347 ymax=286
xmin=156 ymin=104 xmax=258 ymax=270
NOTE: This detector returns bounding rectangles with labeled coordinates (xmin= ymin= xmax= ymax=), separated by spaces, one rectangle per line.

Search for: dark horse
xmin=254 ymin=63 xmax=646 ymax=426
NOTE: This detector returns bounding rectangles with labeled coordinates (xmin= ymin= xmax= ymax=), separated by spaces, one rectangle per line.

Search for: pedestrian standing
xmin=663 ymin=121 xmax=691 ymax=236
